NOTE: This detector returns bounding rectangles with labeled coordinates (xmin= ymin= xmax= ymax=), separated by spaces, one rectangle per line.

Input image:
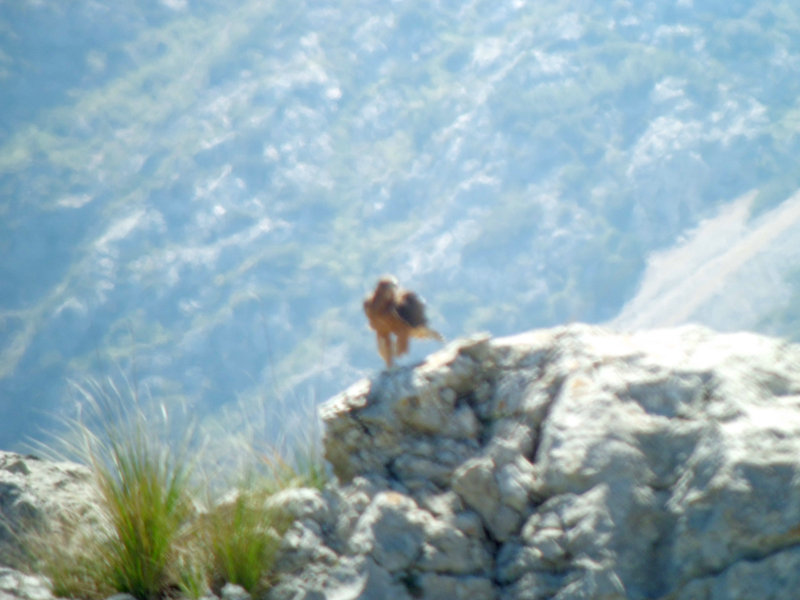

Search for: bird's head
xmin=375 ymin=275 xmax=399 ymax=293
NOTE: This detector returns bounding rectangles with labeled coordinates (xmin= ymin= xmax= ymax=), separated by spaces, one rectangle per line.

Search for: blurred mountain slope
xmin=2 ymin=0 xmax=800 ymax=448
xmin=612 ymin=189 xmax=800 ymax=331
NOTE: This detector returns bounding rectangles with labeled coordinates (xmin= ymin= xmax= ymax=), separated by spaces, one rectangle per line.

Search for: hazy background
xmin=3 ymin=0 xmax=800 ymax=452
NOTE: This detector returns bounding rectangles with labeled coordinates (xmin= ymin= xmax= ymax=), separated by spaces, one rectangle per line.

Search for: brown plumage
xmin=363 ymin=275 xmax=443 ymax=367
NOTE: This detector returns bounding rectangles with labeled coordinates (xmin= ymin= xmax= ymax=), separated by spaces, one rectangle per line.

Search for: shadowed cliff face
xmin=276 ymin=324 xmax=800 ymax=600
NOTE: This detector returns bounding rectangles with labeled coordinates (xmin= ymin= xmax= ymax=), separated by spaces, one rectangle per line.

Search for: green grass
xmin=47 ymin=380 xmax=198 ymax=600
xmin=287 ymin=438 xmax=329 ymax=491
xmin=201 ymin=440 xmax=327 ymax=594
xmin=28 ymin=377 xmax=326 ymax=600
xmin=204 ymin=483 xmax=292 ymax=596
xmin=89 ymin=421 xmax=195 ymax=599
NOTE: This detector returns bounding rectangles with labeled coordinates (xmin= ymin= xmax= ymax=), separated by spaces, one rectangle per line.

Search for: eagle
xmin=363 ymin=275 xmax=443 ymax=368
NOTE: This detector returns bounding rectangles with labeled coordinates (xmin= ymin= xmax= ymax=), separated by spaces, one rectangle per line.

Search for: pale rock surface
xmin=0 ymin=568 xmax=54 ymax=600
xmin=220 ymin=583 xmax=251 ymax=600
xmin=2 ymin=325 xmax=800 ymax=600
xmin=0 ymin=452 xmax=100 ymax=566
xmin=269 ymin=324 xmax=800 ymax=600
xmin=0 ymin=453 xmax=102 ymax=600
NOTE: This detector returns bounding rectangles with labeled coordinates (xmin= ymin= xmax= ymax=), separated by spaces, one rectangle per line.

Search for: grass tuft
xmin=36 ymin=378 xmax=199 ymax=600
xmin=27 ymin=376 xmax=328 ymax=600
xmin=204 ymin=482 xmax=292 ymax=596
xmin=88 ymin=421 xmax=194 ymax=600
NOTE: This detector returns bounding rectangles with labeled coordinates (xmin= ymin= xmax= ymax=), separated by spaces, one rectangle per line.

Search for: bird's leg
xmin=396 ymin=332 xmax=410 ymax=356
xmin=378 ymin=333 xmax=393 ymax=367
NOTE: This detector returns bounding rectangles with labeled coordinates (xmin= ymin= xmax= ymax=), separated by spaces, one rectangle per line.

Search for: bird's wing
xmin=395 ymin=290 xmax=429 ymax=328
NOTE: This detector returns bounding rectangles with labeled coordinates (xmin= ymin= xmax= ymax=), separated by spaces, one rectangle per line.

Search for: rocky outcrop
xmin=0 ymin=452 xmax=100 ymax=564
xmin=270 ymin=324 xmax=800 ymax=600
xmin=3 ymin=325 xmax=800 ymax=600
xmin=0 ymin=452 xmax=102 ymax=600
xmin=0 ymin=568 xmax=54 ymax=600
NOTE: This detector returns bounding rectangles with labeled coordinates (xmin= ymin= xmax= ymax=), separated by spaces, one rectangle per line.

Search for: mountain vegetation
xmin=2 ymin=0 xmax=800 ymax=448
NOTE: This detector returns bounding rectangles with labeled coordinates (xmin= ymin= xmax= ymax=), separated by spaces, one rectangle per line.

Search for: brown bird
xmin=363 ymin=275 xmax=443 ymax=367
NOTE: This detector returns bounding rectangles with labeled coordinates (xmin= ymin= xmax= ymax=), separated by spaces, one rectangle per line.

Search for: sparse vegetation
xmin=204 ymin=483 xmax=292 ymax=596
xmin=7 ymin=0 xmax=800 ymax=454
xmin=28 ymin=378 xmax=325 ymax=600
xmin=27 ymin=524 xmax=113 ymax=600
xmin=91 ymin=422 xmax=194 ymax=599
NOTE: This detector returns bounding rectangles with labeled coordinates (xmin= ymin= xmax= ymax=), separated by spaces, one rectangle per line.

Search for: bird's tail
xmin=412 ymin=326 xmax=444 ymax=342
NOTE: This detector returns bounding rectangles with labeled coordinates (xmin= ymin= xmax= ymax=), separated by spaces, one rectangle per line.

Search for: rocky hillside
xmin=4 ymin=324 xmax=800 ymax=599
xmin=5 ymin=0 xmax=800 ymax=451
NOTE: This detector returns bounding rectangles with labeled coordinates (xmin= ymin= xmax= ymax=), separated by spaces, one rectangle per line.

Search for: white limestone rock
xmin=348 ymin=491 xmax=428 ymax=572
xmin=0 ymin=568 xmax=54 ymax=600
xmin=315 ymin=324 xmax=800 ymax=599
xmin=0 ymin=452 xmax=101 ymax=565
xmin=7 ymin=324 xmax=800 ymax=600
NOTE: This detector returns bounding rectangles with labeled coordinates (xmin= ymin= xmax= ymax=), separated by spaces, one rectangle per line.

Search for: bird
xmin=363 ymin=275 xmax=443 ymax=368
